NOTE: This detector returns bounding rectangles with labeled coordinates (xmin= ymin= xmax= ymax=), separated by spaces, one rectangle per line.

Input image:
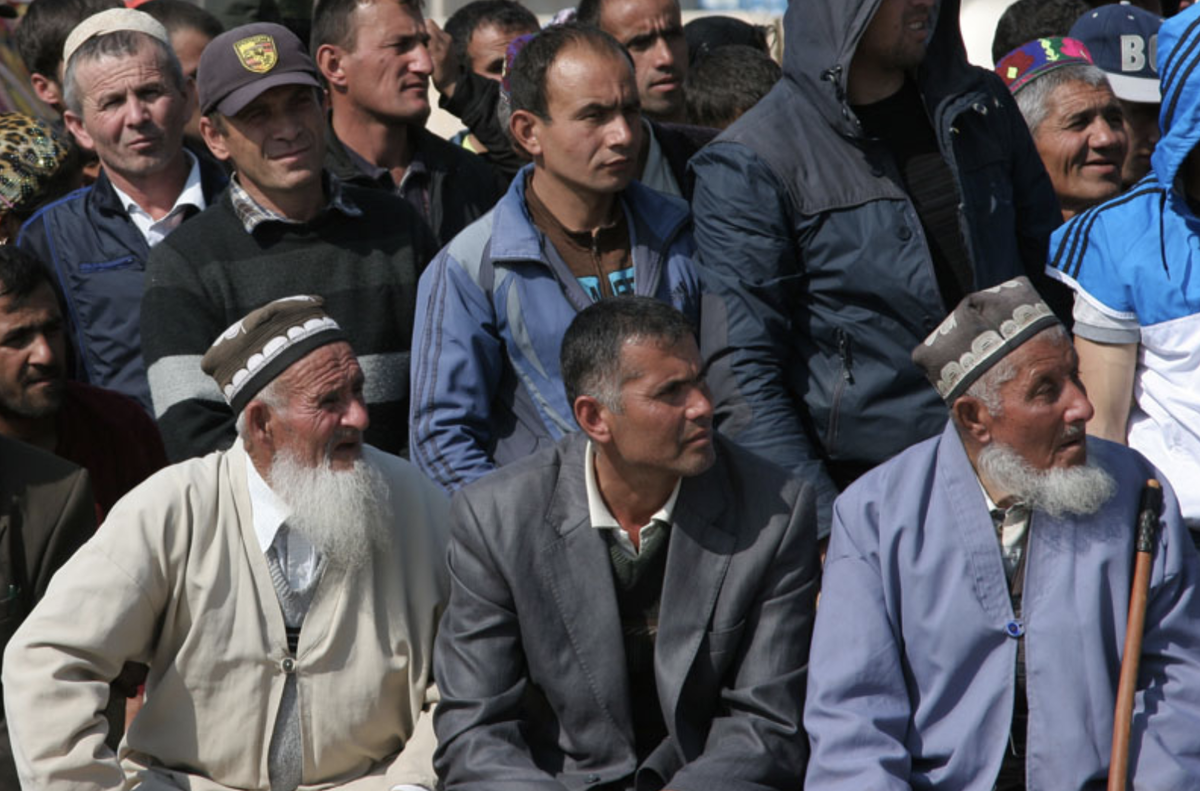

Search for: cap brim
xmin=208 ymin=70 xmax=321 ymax=117
xmin=1105 ymin=72 xmax=1161 ymax=104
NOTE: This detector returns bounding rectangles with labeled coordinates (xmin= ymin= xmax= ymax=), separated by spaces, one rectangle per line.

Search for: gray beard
xmin=268 ymin=449 xmax=392 ymax=571
xmin=977 ymin=441 xmax=1117 ymax=518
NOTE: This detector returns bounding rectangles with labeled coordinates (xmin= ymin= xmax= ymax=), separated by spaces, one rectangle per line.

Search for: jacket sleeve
xmin=432 ymin=492 xmax=569 ymax=791
xmin=409 ymin=247 xmax=505 ymax=493
xmin=3 ymin=481 xmax=170 ymax=791
xmin=665 ymin=478 xmax=819 ymax=791
xmin=1127 ymin=479 xmax=1200 ymax=786
xmin=690 ymin=141 xmax=839 ymax=536
xmin=141 ymin=240 xmax=236 ymax=463
xmin=802 ymin=493 xmax=914 ymax=790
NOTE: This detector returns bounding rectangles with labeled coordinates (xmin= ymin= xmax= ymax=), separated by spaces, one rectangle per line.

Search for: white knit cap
xmin=63 ymin=8 xmax=170 ymax=66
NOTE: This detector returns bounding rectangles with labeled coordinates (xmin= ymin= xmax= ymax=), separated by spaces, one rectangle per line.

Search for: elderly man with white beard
xmin=804 ymin=276 xmax=1200 ymax=791
xmin=2 ymin=295 xmax=449 ymax=791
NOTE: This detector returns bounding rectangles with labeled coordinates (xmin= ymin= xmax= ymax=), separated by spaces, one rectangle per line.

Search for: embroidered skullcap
xmin=0 ymin=114 xmax=72 ymax=213
xmin=995 ymin=37 xmax=1094 ymax=94
xmin=201 ymin=295 xmax=347 ymax=415
xmin=912 ymin=276 xmax=1061 ymax=403
xmin=63 ymin=8 xmax=170 ymax=66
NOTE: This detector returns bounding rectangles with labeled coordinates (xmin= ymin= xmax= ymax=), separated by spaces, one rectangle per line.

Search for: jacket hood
xmin=782 ymin=0 xmax=973 ymax=135
xmin=1152 ymin=3 xmax=1200 ymax=187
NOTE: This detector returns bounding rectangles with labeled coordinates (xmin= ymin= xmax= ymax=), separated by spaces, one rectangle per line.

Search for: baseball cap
xmin=197 ymin=22 xmax=321 ymax=118
xmin=1070 ymin=2 xmax=1162 ymax=104
xmin=995 ymin=37 xmax=1095 ymax=95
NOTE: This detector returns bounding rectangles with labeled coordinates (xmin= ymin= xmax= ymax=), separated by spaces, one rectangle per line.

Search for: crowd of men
xmin=2 ymin=0 xmax=1200 ymax=789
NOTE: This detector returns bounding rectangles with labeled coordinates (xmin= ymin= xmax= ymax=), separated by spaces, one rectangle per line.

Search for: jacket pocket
xmin=706 ymin=618 xmax=746 ymax=656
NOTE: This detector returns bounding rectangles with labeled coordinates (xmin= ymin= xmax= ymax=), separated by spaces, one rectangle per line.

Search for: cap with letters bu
xmin=197 ymin=22 xmax=321 ymax=117
xmin=1070 ymin=2 xmax=1162 ymax=104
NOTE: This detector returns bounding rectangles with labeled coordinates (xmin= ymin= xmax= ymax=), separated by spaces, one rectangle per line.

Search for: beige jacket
xmin=3 ymin=440 xmax=448 ymax=790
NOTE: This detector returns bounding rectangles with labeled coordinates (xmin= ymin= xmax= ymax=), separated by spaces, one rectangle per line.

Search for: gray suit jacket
xmin=433 ymin=432 xmax=818 ymax=791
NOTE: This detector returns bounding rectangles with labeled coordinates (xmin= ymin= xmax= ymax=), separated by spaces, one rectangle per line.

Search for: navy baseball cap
xmin=197 ymin=22 xmax=321 ymax=117
xmin=1070 ymin=2 xmax=1162 ymax=104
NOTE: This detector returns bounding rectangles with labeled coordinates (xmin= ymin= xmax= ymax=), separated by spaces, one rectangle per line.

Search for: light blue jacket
xmin=410 ymin=168 xmax=701 ymax=492
xmin=806 ymin=422 xmax=1200 ymax=790
xmin=1047 ymin=4 xmax=1200 ymax=525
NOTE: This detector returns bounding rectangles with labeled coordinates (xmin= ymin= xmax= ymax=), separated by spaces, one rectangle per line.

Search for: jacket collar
xmin=489 ymin=163 xmax=690 ymax=265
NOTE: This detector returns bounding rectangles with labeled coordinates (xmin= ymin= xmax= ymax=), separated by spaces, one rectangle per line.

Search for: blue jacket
xmin=17 ymin=156 xmax=227 ymax=411
xmin=689 ymin=0 xmax=1063 ymax=535
xmin=1046 ymin=5 xmax=1200 ymax=525
xmin=411 ymin=168 xmax=701 ymax=492
xmin=806 ymin=424 xmax=1200 ymax=790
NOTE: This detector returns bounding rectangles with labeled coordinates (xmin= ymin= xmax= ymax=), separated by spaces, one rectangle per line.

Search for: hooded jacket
xmin=1046 ymin=3 xmax=1200 ymax=525
xmin=690 ymin=0 xmax=1062 ymax=533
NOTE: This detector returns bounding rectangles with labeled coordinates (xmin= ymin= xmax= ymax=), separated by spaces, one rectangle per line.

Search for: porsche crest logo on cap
xmin=234 ymin=34 xmax=277 ymax=73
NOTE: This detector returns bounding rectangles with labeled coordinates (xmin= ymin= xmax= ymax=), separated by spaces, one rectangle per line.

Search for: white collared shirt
xmin=585 ymin=440 xmax=681 ymax=557
xmin=244 ymin=448 xmax=319 ymax=591
xmin=637 ymin=119 xmax=682 ymax=198
xmin=110 ymin=150 xmax=206 ymax=247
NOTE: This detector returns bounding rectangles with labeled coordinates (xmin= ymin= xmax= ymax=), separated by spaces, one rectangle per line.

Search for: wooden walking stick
xmin=1108 ymin=479 xmax=1163 ymax=791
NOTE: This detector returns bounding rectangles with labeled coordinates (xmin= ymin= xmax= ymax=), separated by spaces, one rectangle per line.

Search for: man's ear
xmin=243 ymin=400 xmax=276 ymax=453
xmin=198 ymin=115 xmax=231 ymax=161
xmin=509 ymin=109 xmax=542 ymax=158
xmin=573 ymin=395 xmax=612 ymax=445
xmin=30 ymin=73 xmax=63 ymax=111
xmin=62 ymin=110 xmax=93 ymax=151
xmin=315 ymin=44 xmax=347 ymax=90
xmin=952 ymin=395 xmax=993 ymax=445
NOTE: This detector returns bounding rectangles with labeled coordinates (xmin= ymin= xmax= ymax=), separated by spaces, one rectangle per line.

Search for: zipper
xmin=825 ymin=329 xmax=854 ymax=450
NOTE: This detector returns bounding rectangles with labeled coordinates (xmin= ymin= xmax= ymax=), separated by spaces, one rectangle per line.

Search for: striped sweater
xmin=142 ymin=181 xmax=437 ymax=462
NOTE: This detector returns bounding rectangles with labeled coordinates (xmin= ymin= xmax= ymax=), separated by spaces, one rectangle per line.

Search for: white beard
xmin=268 ymin=449 xmax=392 ymax=571
xmin=977 ymin=441 xmax=1117 ymax=518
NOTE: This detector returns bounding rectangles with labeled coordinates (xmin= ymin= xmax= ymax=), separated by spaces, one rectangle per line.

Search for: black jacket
xmin=325 ymin=123 xmax=503 ymax=250
xmin=689 ymin=0 xmax=1065 ymax=533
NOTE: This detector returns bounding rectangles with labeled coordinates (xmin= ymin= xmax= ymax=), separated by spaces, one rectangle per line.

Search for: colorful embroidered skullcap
xmin=912 ymin=277 xmax=1061 ymax=403
xmin=0 ymin=114 xmax=72 ymax=214
xmin=201 ymin=295 xmax=347 ymax=414
xmin=500 ymin=32 xmax=538 ymax=104
xmin=995 ymin=37 xmax=1094 ymax=94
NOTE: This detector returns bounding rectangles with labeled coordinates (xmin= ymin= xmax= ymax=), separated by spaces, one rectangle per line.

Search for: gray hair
xmin=235 ymin=376 xmax=287 ymax=439
xmin=961 ymin=324 xmax=1071 ymax=417
xmin=62 ymin=29 xmax=185 ymax=116
xmin=1013 ymin=63 xmax=1112 ymax=136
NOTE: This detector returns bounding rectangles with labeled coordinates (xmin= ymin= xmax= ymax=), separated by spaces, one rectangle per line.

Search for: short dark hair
xmin=0 ymin=246 xmax=56 ymax=304
xmin=14 ymin=0 xmax=123 ymax=79
xmin=509 ymin=22 xmax=630 ymax=120
xmin=686 ymin=44 xmax=780 ymax=129
xmin=576 ymin=0 xmax=681 ymax=31
xmin=444 ymin=0 xmax=538 ymax=72
xmin=683 ymin=15 xmax=768 ymax=66
xmin=139 ymin=0 xmax=224 ymax=40
xmin=62 ymin=30 xmax=186 ymax=115
xmin=561 ymin=296 xmax=696 ymax=412
xmin=992 ymin=0 xmax=1091 ymax=63
xmin=311 ymin=0 xmax=424 ymax=53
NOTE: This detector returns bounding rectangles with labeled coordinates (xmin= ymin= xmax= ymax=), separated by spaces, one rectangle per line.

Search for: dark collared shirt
xmin=340 ymin=141 xmax=431 ymax=222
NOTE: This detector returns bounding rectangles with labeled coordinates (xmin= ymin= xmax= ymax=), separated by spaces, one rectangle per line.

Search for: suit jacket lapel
xmin=656 ymin=451 xmax=735 ymax=731
xmin=540 ymin=436 xmax=634 ymax=746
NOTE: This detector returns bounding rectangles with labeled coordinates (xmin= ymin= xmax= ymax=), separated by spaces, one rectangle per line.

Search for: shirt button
xmin=1005 ymin=620 xmax=1024 ymax=638
xmin=585 ymin=773 xmax=601 ymax=784
xmin=281 ymin=657 xmax=296 ymax=673
xmin=897 ymin=226 xmax=913 ymax=241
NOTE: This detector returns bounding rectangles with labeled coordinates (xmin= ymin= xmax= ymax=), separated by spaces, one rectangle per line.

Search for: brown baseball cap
xmin=197 ymin=22 xmax=321 ymax=117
